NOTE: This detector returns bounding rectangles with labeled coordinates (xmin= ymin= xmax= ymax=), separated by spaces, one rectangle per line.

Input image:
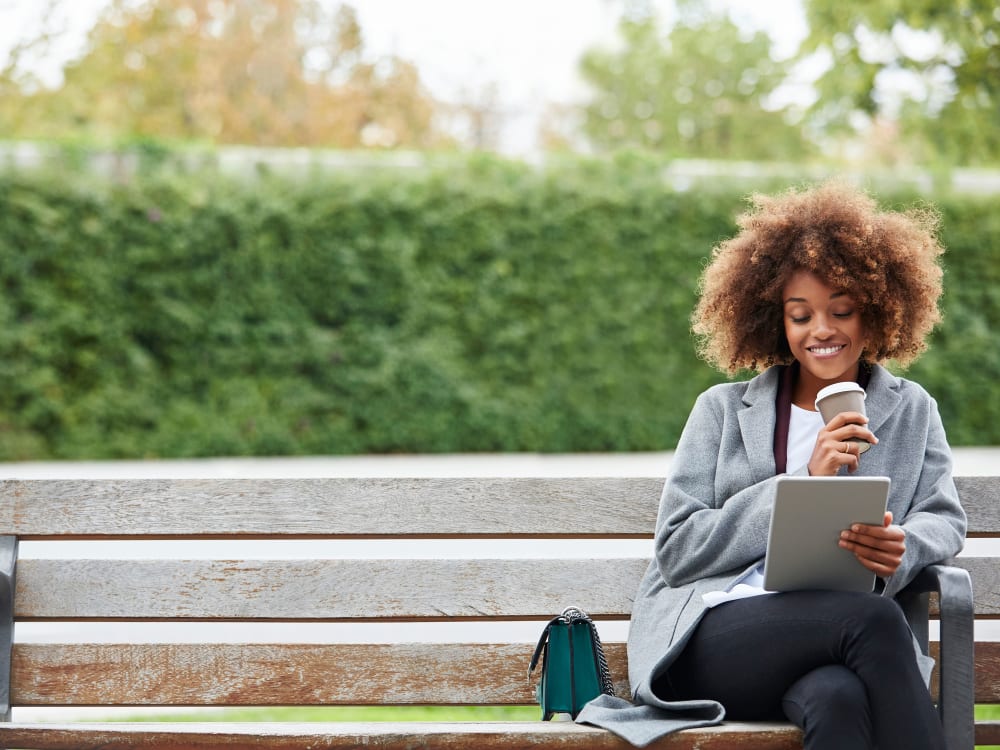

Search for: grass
xmin=977 ymin=704 xmax=1000 ymax=749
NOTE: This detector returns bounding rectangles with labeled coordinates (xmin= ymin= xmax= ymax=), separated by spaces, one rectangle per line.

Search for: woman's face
xmin=782 ymin=270 xmax=867 ymax=387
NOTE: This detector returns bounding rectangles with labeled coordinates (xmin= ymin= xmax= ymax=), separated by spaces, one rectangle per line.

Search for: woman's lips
xmin=808 ymin=344 xmax=846 ymax=357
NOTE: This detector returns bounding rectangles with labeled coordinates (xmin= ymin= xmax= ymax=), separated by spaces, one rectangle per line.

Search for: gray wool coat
xmin=577 ymin=364 xmax=968 ymax=747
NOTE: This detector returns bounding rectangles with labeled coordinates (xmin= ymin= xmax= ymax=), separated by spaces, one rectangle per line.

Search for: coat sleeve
xmin=881 ymin=394 xmax=967 ymax=599
xmin=653 ymin=388 xmax=777 ymax=587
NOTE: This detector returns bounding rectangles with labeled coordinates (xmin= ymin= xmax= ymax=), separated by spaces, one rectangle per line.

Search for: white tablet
xmin=762 ymin=475 xmax=891 ymax=593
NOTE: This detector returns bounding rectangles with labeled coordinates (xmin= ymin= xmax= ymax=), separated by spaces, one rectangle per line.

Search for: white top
xmin=701 ymin=404 xmax=825 ymax=607
xmin=787 ymin=405 xmax=826 ymax=474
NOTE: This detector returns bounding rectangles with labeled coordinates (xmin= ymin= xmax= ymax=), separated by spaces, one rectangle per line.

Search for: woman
xmin=578 ymin=182 xmax=967 ymax=749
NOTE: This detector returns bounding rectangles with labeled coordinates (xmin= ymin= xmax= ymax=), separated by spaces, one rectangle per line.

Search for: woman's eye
xmin=790 ymin=316 xmax=809 ymax=324
xmin=833 ymin=310 xmax=855 ymax=318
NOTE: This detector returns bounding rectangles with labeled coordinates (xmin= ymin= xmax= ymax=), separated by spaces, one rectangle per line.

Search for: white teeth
xmin=810 ymin=346 xmax=844 ymax=355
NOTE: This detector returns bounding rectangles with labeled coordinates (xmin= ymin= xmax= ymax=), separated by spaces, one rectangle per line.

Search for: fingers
xmin=808 ymin=434 xmax=863 ymax=475
xmin=839 ymin=521 xmax=905 ymax=577
xmin=827 ymin=412 xmax=879 ymax=446
xmin=849 ymin=549 xmax=902 ymax=577
xmin=807 ymin=413 xmax=878 ymax=476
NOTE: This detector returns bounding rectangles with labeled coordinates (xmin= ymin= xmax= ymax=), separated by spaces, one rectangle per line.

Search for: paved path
xmin=0 ymin=448 xmax=996 ymax=478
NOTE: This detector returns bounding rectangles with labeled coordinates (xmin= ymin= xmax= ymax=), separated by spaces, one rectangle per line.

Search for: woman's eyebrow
xmin=783 ymin=292 xmax=849 ymax=304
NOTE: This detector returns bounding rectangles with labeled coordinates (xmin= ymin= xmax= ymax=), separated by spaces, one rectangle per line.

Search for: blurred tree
xmin=578 ymin=4 xmax=813 ymax=159
xmin=0 ymin=0 xmax=446 ymax=149
xmin=802 ymin=0 xmax=1000 ymax=166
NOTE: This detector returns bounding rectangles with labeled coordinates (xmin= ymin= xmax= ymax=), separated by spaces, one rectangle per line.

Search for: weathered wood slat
xmin=0 ymin=721 xmax=805 ymax=750
xmin=948 ymin=557 xmax=1000 ymax=616
xmin=16 ymin=556 xmax=1000 ymax=620
xmin=974 ymin=639 xmax=1000 ymax=704
xmin=13 ymin=640 xmax=998 ymax=706
xmin=926 ymin=640 xmax=1000 ymax=703
xmin=955 ymin=476 xmax=1000 ymax=536
xmin=14 ymin=558 xmax=649 ymax=620
xmin=976 ymin=721 xmax=1000 ymax=746
xmin=3 ymin=476 xmax=995 ymax=538
xmin=0 ymin=478 xmax=663 ymax=538
xmin=11 ymin=643 xmax=631 ymax=706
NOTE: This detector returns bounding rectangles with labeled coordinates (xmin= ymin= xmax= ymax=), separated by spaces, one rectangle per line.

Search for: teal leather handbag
xmin=528 ymin=607 xmax=615 ymax=720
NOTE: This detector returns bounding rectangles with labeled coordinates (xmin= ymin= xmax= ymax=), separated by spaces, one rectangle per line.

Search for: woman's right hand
xmin=807 ymin=411 xmax=879 ymax=476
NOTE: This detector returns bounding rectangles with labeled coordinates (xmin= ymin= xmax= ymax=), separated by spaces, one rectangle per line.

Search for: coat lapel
xmin=863 ymin=364 xmax=902 ymax=436
xmin=738 ymin=368 xmax=780 ymax=482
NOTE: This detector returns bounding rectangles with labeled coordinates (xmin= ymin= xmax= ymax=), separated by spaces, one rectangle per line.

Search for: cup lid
xmin=814 ymin=381 xmax=866 ymax=409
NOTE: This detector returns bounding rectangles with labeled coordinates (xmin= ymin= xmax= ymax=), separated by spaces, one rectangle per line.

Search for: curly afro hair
xmin=692 ymin=181 xmax=945 ymax=375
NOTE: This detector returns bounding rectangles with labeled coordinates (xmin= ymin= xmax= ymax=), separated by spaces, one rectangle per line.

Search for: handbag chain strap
xmin=560 ymin=607 xmax=615 ymax=697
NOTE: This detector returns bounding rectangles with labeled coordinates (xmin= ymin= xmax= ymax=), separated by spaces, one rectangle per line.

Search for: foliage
xmin=0 ymin=156 xmax=996 ymax=460
xmin=0 ymin=0 xmax=444 ymax=150
xmin=903 ymin=191 xmax=1000 ymax=445
xmin=579 ymin=9 xmax=813 ymax=160
xmin=801 ymin=0 xmax=1000 ymax=166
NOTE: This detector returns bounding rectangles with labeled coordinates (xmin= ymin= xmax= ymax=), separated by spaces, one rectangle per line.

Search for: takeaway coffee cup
xmin=815 ymin=382 xmax=871 ymax=454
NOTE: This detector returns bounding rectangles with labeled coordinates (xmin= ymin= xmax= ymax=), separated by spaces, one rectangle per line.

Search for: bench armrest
xmin=0 ymin=536 xmax=15 ymax=722
xmin=897 ymin=563 xmax=974 ymax=750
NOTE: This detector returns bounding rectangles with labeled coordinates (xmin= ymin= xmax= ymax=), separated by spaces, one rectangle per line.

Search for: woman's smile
xmin=808 ymin=344 xmax=847 ymax=357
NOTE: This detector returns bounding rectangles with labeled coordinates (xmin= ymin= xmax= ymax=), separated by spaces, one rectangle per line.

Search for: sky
xmin=352 ymin=0 xmax=808 ymax=152
xmin=0 ymin=0 xmax=809 ymax=155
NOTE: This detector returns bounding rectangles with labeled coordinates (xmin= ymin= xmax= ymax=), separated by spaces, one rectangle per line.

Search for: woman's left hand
xmin=839 ymin=511 xmax=905 ymax=578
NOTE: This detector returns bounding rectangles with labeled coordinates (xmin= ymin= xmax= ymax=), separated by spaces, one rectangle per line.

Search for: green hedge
xmin=0 ymin=156 xmax=996 ymax=460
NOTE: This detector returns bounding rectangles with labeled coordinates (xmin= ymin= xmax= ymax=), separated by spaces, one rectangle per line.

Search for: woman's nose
xmin=812 ymin=315 xmax=836 ymax=336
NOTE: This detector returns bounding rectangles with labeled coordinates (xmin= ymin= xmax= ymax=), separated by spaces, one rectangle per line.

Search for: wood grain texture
xmin=947 ymin=557 xmax=1000 ymax=616
xmin=11 ymin=642 xmax=631 ymax=706
xmin=14 ymin=558 xmax=649 ymax=619
xmin=976 ymin=721 xmax=1000 ymax=746
xmin=974 ymin=640 xmax=1000 ymax=703
xmin=0 ymin=721 xmax=805 ymax=750
xmin=0 ymin=478 xmax=663 ymax=538
xmin=16 ymin=556 xmax=999 ymax=620
xmin=922 ymin=641 xmax=1000 ymax=703
xmin=2 ymin=476 xmax=994 ymax=538
xmin=955 ymin=476 xmax=1000 ymax=536
xmin=16 ymin=640 xmax=1000 ymax=707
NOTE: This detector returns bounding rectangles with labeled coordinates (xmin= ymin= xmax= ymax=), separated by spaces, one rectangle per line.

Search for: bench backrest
xmin=0 ymin=476 xmax=996 ymax=716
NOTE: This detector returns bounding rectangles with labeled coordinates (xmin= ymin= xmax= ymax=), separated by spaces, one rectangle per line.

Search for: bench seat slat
xmin=0 ymin=721 xmax=805 ymax=750
xmin=0 ymin=478 xmax=662 ymax=538
xmin=12 ymin=643 xmax=631 ymax=706
xmin=15 ymin=558 xmax=649 ymax=619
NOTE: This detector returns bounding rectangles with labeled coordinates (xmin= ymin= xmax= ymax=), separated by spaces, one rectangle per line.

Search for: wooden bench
xmin=0 ymin=476 xmax=992 ymax=749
